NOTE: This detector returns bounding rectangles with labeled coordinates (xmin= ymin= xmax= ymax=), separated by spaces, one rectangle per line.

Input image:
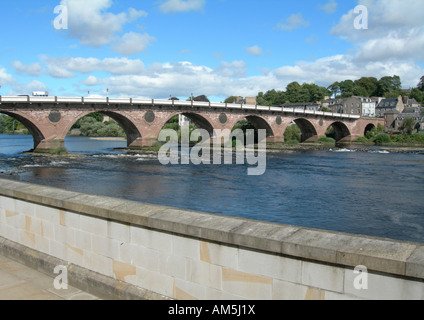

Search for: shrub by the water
xmin=374 ymin=133 xmax=391 ymax=145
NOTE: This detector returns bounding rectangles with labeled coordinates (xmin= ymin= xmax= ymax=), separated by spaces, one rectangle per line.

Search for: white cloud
xmin=111 ymin=32 xmax=156 ymax=56
xmin=319 ymin=0 xmax=338 ymax=14
xmin=276 ymin=13 xmax=309 ymax=31
xmin=59 ymin=0 xmax=148 ymax=47
xmin=40 ymin=56 xmax=145 ymax=77
xmin=7 ymin=80 xmax=49 ymax=96
xmin=74 ymin=60 xmax=279 ymax=99
xmin=0 ymin=68 xmax=14 ymax=86
xmin=214 ymin=61 xmax=248 ymax=78
xmin=47 ymin=65 xmax=76 ymax=79
xmin=82 ymin=75 xmax=99 ymax=86
xmin=330 ymin=0 xmax=424 ymax=67
xmin=159 ymin=0 xmax=206 ymax=14
xmin=272 ymin=54 xmax=423 ymax=89
xmin=246 ymin=45 xmax=263 ymax=56
xmin=11 ymin=61 xmax=45 ymax=77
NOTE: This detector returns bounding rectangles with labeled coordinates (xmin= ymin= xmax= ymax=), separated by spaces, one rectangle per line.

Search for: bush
xmin=285 ymin=140 xmax=299 ymax=145
xmin=392 ymin=134 xmax=424 ymax=144
xmin=366 ymin=127 xmax=377 ymax=140
xmin=284 ymin=124 xmax=301 ymax=143
xmin=78 ymin=117 xmax=125 ymax=137
xmin=356 ymin=137 xmax=369 ymax=142
xmin=318 ymin=137 xmax=336 ymax=144
xmin=374 ymin=133 xmax=391 ymax=145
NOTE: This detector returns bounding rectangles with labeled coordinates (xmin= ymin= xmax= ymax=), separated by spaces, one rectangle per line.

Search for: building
xmin=404 ymin=98 xmax=421 ymax=109
xmin=391 ymin=106 xmax=422 ymax=130
xmin=376 ymin=96 xmax=405 ymax=117
xmin=360 ymin=97 xmax=377 ymax=117
xmin=233 ymin=97 xmax=257 ymax=105
xmin=322 ymin=96 xmax=376 ymax=117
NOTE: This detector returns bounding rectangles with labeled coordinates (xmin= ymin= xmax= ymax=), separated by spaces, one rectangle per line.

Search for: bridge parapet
xmin=0 ymin=96 xmax=361 ymax=120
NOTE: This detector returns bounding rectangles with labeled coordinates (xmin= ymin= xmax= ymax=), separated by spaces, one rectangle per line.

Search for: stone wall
xmin=0 ymin=178 xmax=423 ymax=300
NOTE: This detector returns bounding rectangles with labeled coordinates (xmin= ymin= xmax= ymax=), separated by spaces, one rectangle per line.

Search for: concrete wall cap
xmin=0 ymin=178 xmax=422 ymax=279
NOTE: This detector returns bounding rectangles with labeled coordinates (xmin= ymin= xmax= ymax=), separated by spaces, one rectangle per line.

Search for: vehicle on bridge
xmin=32 ymin=91 xmax=49 ymax=97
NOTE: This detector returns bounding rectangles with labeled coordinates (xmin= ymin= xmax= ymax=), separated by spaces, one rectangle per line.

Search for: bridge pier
xmin=33 ymin=138 xmax=66 ymax=153
xmin=127 ymin=137 xmax=158 ymax=149
xmin=339 ymin=134 xmax=360 ymax=142
xmin=303 ymin=135 xmax=319 ymax=143
xmin=268 ymin=136 xmax=285 ymax=144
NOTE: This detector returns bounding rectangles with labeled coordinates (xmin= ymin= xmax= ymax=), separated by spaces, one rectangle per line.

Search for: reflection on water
xmin=1 ymin=134 xmax=424 ymax=243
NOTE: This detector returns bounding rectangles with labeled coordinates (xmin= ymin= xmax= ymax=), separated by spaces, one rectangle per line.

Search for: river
xmin=1 ymin=134 xmax=424 ymax=243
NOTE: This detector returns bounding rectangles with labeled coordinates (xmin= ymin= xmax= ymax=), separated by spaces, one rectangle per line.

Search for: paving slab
xmin=0 ymin=254 xmax=101 ymax=300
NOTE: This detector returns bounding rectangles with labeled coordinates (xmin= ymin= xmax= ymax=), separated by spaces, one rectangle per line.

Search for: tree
xmin=354 ymin=77 xmax=379 ymax=96
xmin=193 ymin=95 xmax=210 ymax=102
xmin=417 ymin=76 xmax=424 ymax=92
xmin=410 ymin=88 xmax=424 ymax=105
xmin=0 ymin=115 xmax=24 ymax=133
xmin=353 ymin=86 xmax=369 ymax=97
xmin=328 ymin=82 xmax=341 ymax=98
xmin=285 ymin=82 xmax=301 ymax=103
xmin=0 ymin=115 xmax=5 ymax=133
xmin=224 ymin=96 xmax=239 ymax=104
xmin=400 ymin=118 xmax=416 ymax=135
xmin=339 ymin=80 xmax=355 ymax=97
xmin=72 ymin=113 xmax=104 ymax=129
xmin=256 ymin=90 xmax=285 ymax=106
xmin=284 ymin=124 xmax=301 ymax=143
xmin=377 ymin=75 xmax=402 ymax=97
xmin=298 ymin=85 xmax=311 ymax=103
xmin=301 ymin=83 xmax=330 ymax=102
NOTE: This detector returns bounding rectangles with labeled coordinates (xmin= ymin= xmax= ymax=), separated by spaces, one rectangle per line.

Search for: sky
xmin=0 ymin=0 xmax=423 ymax=102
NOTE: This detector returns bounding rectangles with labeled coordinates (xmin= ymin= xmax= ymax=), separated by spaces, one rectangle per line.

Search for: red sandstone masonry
xmin=0 ymin=96 xmax=384 ymax=150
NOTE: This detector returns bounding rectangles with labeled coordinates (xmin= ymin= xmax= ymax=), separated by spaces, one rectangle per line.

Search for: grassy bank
xmin=355 ymin=133 xmax=424 ymax=147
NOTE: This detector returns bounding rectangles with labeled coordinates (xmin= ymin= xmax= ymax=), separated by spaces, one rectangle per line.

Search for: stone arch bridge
xmin=0 ymin=96 xmax=384 ymax=152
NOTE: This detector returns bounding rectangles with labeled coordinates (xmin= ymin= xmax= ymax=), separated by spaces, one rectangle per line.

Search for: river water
xmin=1 ymin=134 xmax=424 ymax=243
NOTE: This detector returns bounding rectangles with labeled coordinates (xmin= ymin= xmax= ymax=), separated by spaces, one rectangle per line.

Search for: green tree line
xmin=72 ymin=113 xmax=125 ymax=137
xmin=328 ymin=75 xmax=424 ymax=103
xmin=255 ymin=82 xmax=331 ymax=106
xmin=0 ymin=115 xmax=26 ymax=134
xmin=249 ymin=75 xmax=424 ymax=107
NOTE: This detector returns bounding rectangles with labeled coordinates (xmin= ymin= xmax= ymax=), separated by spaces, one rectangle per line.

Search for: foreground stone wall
xmin=0 ymin=178 xmax=423 ymax=300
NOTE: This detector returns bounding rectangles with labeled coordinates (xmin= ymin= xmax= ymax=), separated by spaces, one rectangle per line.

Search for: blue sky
xmin=0 ymin=0 xmax=423 ymax=101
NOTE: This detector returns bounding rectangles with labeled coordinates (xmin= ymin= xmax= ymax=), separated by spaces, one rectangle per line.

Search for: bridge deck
xmin=0 ymin=96 xmax=361 ymax=120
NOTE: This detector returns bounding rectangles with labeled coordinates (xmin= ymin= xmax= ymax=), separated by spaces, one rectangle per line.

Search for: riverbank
xmin=89 ymin=137 xmax=126 ymax=141
xmin=120 ymin=141 xmax=424 ymax=155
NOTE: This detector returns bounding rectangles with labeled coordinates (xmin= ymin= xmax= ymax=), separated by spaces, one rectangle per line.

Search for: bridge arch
xmin=159 ymin=112 xmax=215 ymax=136
xmin=229 ymin=115 xmax=274 ymax=137
xmin=292 ymin=118 xmax=318 ymax=142
xmin=364 ymin=123 xmax=376 ymax=137
xmin=0 ymin=111 xmax=45 ymax=150
xmin=326 ymin=121 xmax=351 ymax=142
xmin=244 ymin=115 xmax=274 ymax=138
xmin=63 ymin=111 xmax=142 ymax=148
